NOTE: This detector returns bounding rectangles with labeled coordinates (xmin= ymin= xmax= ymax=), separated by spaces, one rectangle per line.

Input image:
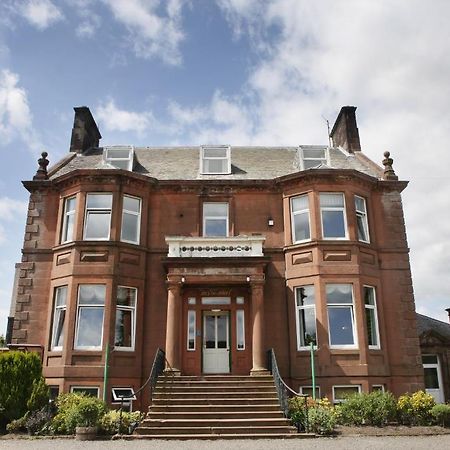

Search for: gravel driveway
xmin=1 ymin=436 xmax=450 ymax=450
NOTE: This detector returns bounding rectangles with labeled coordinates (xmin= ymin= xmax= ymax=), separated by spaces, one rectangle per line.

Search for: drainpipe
xmin=103 ymin=343 xmax=110 ymax=402
xmin=310 ymin=342 xmax=316 ymax=400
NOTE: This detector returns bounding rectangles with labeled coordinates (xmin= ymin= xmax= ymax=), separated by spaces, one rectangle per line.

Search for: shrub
xmin=431 ymin=404 xmax=450 ymax=427
xmin=339 ymin=391 xmax=397 ymax=426
xmin=397 ymin=391 xmax=435 ymax=425
xmin=51 ymin=394 xmax=107 ymax=434
xmin=0 ymin=351 xmax=43 ymax=430
xmin=99 ymin=410 xmax=144 ymax=435
xmin=27 ymin=378 xmax=50 ymax=412
xmin=6 ymin=414 xmax=29 ymax=433
xmin=25 ymin=406 xmax=54 ymax=435
xmin=288 ymin=396 xmax=336 ymax=435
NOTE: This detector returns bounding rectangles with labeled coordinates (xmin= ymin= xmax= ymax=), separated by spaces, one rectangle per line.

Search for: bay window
xmin=295 ymin=285 xmax=317 ymax=349
xmin=84 ymin=193 xmax=112 ymax=240
xmin=121 ymin=195 xmax=141 ymax=244
xmin=61 ymin=196 xmax=76 ymax=243
xmin=326 ymin=284 xmax=357 ymax=348
xmin=291 ymin=194 xmax=311 ymax=243
xmin=75 ymin=284 xmax=105 ymax=350
xmin=50 ymin=286 xmax=67 ymax=350
xmin=355 ymin=195 xmax=370 ymax=242
xmin=115 ymin=286 xmax=137 ymax=350
xmin=364 ymin=286 xmax=380 ymax=349
xmin=320 ymin=193 xmax=347 ymax=239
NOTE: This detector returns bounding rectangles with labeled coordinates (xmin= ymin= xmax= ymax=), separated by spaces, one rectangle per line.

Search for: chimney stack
xmin=70 ymin=106 xmax=101 ymax=153
xmin=446 ymin=308 xmax=450 ymax=324
xmin=330 ymin=106 xmax=361 ymax=153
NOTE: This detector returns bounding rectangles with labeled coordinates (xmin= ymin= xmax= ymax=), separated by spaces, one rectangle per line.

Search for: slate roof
xmin=416 ymin=313 xmax=450 ymax=341
xmin=50 ymin=145 xmax=382 ymax=181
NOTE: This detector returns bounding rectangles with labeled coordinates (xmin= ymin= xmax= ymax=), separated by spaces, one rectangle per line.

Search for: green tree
xmin=0 ymin=335 xmax=6 ymax=348
xmin=0 ymin=351 xmax=43 ymax=430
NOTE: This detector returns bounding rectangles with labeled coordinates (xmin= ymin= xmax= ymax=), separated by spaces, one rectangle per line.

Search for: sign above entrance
xmin=202 ymin=297 xmax=231 ymax=305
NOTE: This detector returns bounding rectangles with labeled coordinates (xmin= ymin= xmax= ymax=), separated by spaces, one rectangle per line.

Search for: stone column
xmin=164 ymin=279 xmax=182 ymax=375
xmin=250 ymin=280 xmax=268 ymax=375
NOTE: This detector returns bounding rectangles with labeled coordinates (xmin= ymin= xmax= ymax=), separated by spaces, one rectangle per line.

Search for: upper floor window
xmin=50 ymin=286 xmax=67 ymax=350
xmin=103 ymin=146 xmax=134 ymax=171
xmin=121 ymin=195 xmax=141 ymax=244
xmin=75 ymin=284 xmax=106 ymax=350
xmin=84 ymin=193 xmax=112 ymax=240
xmin=295 ymin=285 xmax=317 ymax=350
xmin=320 ymin=193 xmax=348 ymax=239
xmin=203 ymin=203 xmax=229 ymax=237
xmin=364 ymin=286 xmax=380 ymax=349
xmin=355 ymin=195 xmax=370 ymax=243
xmin=200 ymin=146 xmax=231 ymax=174
xmin=300 ymin=146 xmax=328 ymax=170
xmin=326 ymin=284 xmax=357 ymax=348
xmin=291 ymin=194 xmax=311 ymax=243
xmin=115 ymin=286 xmax=137 ymax=351
xmin=61 ymin=196 xmax=76 ymax=243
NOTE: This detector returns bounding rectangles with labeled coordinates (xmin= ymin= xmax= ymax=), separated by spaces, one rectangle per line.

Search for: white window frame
xmin=355 ymin=195 xmax=370 ymax=243
xmin=299 ymin=386 xmax=321 ymax=398
xmin=103 ymin=146 xmax=134 ymax=171
xmin=299 ymin=146 xmax=329 ymax=170
xmin=200 ymin=145 xmax=231 ymax=174
xmin=187 ymin=310 xmax=196 ymax=351
xmin=202 ymin=203 xmax=229 ymax=237
xmin=111 ymin=387 xmax=136 ymax=402
xmin=372 ymin=384 xmax=385 ymax=393
xmin=294 ymin=286 xmax=317 ymax=351
xmin=320 ymin=192 xmax=348 ymax=240
xmin=74 ymin=284 xmax=105 ymax=350
xmin=83 ymin=193 xmax=113 ymax=241
xmin=326 ymin=283 xmax=358 ymax=349
xmin=332 ymin=385 xmax=361 ymax=404
xmin=120 ymin=195 xmax=141 ymax=244
xmin=61 ymin=196 xmax=76 ymax=243
xmin=50 ymin=286 xmax=67 ymax=351
xmin=70 ymin=386 xmax=100 ymax=397
xmin=364 ymin=285 xmax=380 ymax=350
xmin=114 ymin=286 xmax=137 ymax=351
xmin=290 ymin=194 xmax=311 ymax=243
xmin=236 ymin=309 xmax=245 ymax=351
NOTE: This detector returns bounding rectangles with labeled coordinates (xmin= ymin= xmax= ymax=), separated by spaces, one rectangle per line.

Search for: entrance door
xmin=203 ymin=312 xmax=230 ymax=373
xmin=423 ymin=354 xmax=444 ymax=403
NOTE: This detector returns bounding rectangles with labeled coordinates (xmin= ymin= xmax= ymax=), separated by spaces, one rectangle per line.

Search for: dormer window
xmin=200 ymin=146 xmax=231 ymax=174
xmin=103 ymin=146 xmax=134 ymax=171
xmin=300 ymin=146 xmax=329 ymax=170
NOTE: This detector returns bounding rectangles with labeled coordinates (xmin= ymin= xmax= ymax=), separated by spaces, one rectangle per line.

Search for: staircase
xmin=132 ymin=375 xmax=302 ymax=439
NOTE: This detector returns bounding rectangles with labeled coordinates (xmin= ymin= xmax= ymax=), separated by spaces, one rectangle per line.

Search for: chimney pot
xmin=330 ymin=106 xmax=361 ymax=152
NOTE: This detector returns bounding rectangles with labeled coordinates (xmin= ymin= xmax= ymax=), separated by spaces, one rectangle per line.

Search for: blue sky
xmin=1 ymin=0 xmax=450 ymax=334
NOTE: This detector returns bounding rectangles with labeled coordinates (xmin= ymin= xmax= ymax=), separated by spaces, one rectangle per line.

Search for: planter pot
xmin=75 ymin=426 xmax=97 ymax=441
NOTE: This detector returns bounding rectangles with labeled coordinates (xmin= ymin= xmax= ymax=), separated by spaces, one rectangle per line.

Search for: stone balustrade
xmin=165 ymin=235 xmax=265 ymax=258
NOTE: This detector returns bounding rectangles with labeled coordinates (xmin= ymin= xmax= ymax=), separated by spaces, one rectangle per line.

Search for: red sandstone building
xmin=7 ymin=106 xmax=425 ymax=409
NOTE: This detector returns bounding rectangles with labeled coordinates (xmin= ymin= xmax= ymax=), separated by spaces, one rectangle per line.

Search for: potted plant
xmin=65 ymin=396 xmax=106 ymax=440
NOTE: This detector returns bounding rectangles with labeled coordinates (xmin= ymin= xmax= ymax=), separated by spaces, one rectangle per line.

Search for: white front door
xmin=423 ymin=354 xmax=444 ymax=403
xmin=203 ymin=312 xmax=230 ymax=373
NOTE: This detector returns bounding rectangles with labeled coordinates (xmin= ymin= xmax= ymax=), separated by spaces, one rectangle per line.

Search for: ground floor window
xmin=70 ymin=386 xmax=100 ymax=397
xmin=422 ymin=354 xmax=444 ymax=403
xmin=332 ymin=385 xmax=361 ymax=404
xmin=114 ymin=286 xmax=137 ymax=350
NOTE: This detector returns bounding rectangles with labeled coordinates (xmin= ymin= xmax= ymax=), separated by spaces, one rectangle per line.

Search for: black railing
xmin=268 ymin=348 xmax=308 ymax=432
xmin=117 ymin=348 xmax=172 ymax=434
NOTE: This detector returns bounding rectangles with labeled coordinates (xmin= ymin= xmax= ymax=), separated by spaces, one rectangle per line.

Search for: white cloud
xmin=178 ymin=0 xmax=449 ymax=321
xmin=0 ymin=197 xmax=28 ymax=245
xmin=95 ymin=99 xmax=155 ymax=135
xmin=20 ymin=0 xmax=64 ymax=30
xmin=0 ymin=69 xmax=41 ymax=152
xmin=102 ymin=0 xmax=187 ymax=65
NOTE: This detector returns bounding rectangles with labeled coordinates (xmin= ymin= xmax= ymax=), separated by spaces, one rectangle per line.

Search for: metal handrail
xmin=268 ymin=348 xmax=309 ymax=432
xmin=117 ymin=348 xmax=174 ymax=433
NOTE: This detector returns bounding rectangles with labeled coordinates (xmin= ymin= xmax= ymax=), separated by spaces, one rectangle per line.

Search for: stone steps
xmin=132 ymin=375 xmax=299 ymax=439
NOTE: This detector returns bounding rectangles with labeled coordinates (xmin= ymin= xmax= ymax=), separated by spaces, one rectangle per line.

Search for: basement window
xmin=103 ymin=146 xmax=134 ymax=171
xmin=112 ymin=387 xmax=136 ymax=402
xmin=200 ymin=146 xmax=231 ymax=174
